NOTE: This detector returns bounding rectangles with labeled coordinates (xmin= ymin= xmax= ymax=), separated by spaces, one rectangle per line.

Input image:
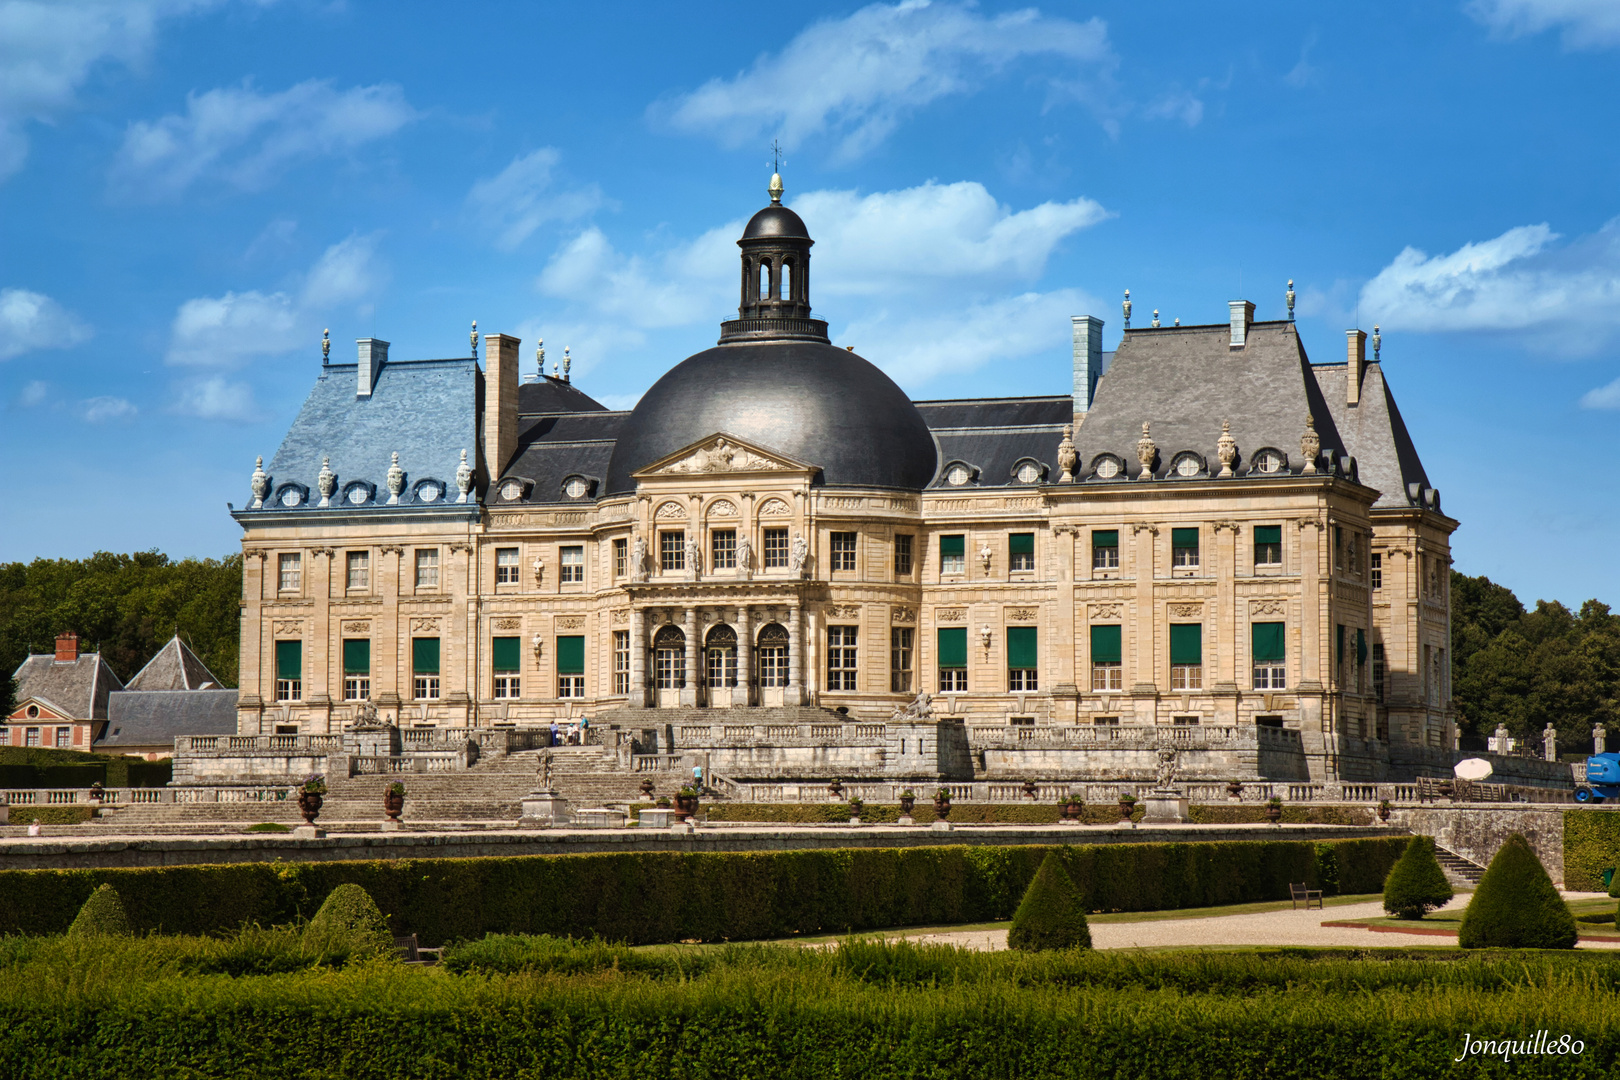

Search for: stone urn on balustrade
xmin=898 ymin=790 xmax=916 ymax=816
xmin=384 ymin=781 xmax=405 ymax=822
xmin=1117 ymin=793 xmax=1137 ymax=823
xmin=828 ymin=778 xmax=845 ymax=801
xmin=297 ymin=775 xmax=327 ymax=826
xmin=933 ymin=788 xmax=953 ymax=820
xmin=1061 ymin=794 xmax=1083 ymax=823
xmin=674 ymin=787 xmax=699 ymax=823
xmin=1226 ymin=779 xmax=1244 ymax=802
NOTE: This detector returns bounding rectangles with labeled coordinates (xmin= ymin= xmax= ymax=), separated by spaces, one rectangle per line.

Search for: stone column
xmin=1299 ymin=522 xmax=1322 ymax=687
xmin=630 ymin=604 xmax=646 ymax=707
xmin=787 ymin=603 xmax=804 ymax=706
xmin=737 ymin=605 xmax=753 ymax=706
xmin=681 ymin=607 xmax=698 ymax=706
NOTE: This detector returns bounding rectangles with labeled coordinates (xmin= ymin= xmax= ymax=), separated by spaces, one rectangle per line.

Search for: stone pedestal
xmin=379 ymin=820 xmax=403 ymax=832
xmin=293 ymin=825 xmax=325 ymax=839
xmin=519 ymin=790 xmax=571 ymax=827
xmin=897 ymin=815 xmax=913 ymax=827
xmin=669 ymin=819 xmax=695 ymax=834
xmin=0 ymin=801 xmax=8 ymax=826
xmin=1140 ymin=792 xmax=1190 ymax=823
xmin=639 ymin=808 xmax=676 ymax=828
xmin=929 ymin=820 xmax=954 ymax=832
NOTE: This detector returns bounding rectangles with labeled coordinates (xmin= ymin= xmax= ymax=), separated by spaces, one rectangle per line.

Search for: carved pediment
xmin=634 ymin=433 xmax=817 ymax=479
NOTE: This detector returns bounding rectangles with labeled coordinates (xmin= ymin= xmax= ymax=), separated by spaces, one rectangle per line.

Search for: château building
xmin=230 ymin=174 xmax=1457 ymax=785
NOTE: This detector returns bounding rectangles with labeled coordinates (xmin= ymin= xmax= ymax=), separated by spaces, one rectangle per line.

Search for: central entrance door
xmin=705 ymin=624 xmax=739 ymax=708
xmin=757 ymin=622 xmax=788 ymax=707
xmin=653 ymin=625 xmax=685 ymax=708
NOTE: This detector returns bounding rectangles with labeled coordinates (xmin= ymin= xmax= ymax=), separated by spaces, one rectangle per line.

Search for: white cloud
xmin=1143 ymin=89 xmax=1204 ymax=127
xmin=1359 ymin=219 xmax=1620 ymax=351
xmin=0 ymin=0 xmax=218 ymax=181
xmin=0 ymin=287 xmax=92 ymax=359
xmin=173 ymin=375 xmax=256 ymax=419
xmin=1580 ymin=376 xmax=1620 ymax=410
xmin=537 ymin=223 xmax=739 ymax=330
xmin=467 ymin=148 xmax=604 ymax=251
xmin=1468 ymin=0 xmax=1620 ymax=48
xmin=300 ymin=232 xmax=385 ymax=308
xmin=111 ymin=78 xmax=415 ymax=199
xmin=653 ymin=0 xmax=1113 ymax=159
xmin=17 ymin=379 xmax=47 ymax=407
xmin=80 ymin=395 xmax=136 ymax=423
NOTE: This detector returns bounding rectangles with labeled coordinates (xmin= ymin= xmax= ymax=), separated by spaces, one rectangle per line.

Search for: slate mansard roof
xmin=101 ymin=689 xmax=238 ymax=750
xmin=124 ymin=634 xmax=222 ymax=692
xmin=11 ymin=652 xmax=124 ymax=721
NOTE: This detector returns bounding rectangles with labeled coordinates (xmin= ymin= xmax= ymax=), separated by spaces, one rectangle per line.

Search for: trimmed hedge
xmin=1382 ymin=835 xmax=1453 ymax=919
xmin=0 ymin=838 xmax=1408 ymax=947
xmin=1459 ymin=833 xmax=1577 ymax=949
xmin=66 ymin=884 xmax=129 ymax=938
xmin=1564 ymin=809 xmax=1620 ymax=891
xmin=1008 ymin=851 xmax=1091 ymax=951
xmin=0 ymin=750 xmax=170 ymax=790
xmin=3 ymin=807 xmax=93 ymax=826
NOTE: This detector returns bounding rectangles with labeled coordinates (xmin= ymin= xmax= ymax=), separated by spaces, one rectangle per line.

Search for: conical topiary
xmin=1007 ymin=851 xmax=1091 ymax=951
xmin=1382 ymin=835 xmax=1454 ymax=919
xmin=1458 ymin=833 xmax=1577 ymax=949
xmin=303 ymin=883 xmax=395 ymax=958
xmin=67 ymin=883 xmax=131 ymax=938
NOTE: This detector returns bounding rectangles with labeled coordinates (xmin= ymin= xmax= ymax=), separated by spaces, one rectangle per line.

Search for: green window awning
xmin=1009 ymin=533 xmax=1034 ymax=556
xmin=275 ymin=640 xmax=302 ymax=681
xmin=557 ymin=635 xmax=585 ymax=675
xmin=1092 ymin=529 xmax=1118 ymax=548
xmin=342 ymin=639 xmax=369 ymax=675
xmin=1171 ymin=527 xmax=1199 ymax=549
xmin=1254 ymin=525 xmax=1281 ymax=545
xmin=492 ymin=636 xmax=521 ymax=673
xmin=1170 ymin=623 xmax=1202 ymax=665
xmin=940 ymin=535 xmax=965 ymax=557
xmin=413 ymin=637 xmax=440 ymax=675
xmin=1252 ymin=622 xmax=1286 ymax=663
xmin=1356 ymin=628 xmax=1368 ymax=665
xmin=1091 ymin=624 xmax=1121 ymax=663
xmin=1007 ymin=626 xmax=1038 ymax=669
xmin=938 ymin=626 xmax=967 ymax=668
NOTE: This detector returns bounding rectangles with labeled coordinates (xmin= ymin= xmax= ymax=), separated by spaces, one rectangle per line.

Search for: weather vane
xmin=770 ymin=139 xmax=784 ymax=176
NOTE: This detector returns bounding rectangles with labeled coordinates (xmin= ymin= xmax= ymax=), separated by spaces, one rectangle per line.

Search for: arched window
xmin=759 ymin=261 xmax=770 ymax=300
xmin=653 ymin=625 xmax=685 ymax=689
xmin=780 ymin=261 xmax=792 ymax=300
xmin=756 ymin=623 xmax=788 ymax=687
xmin=706 ymin=624 xmax=738 ymax=688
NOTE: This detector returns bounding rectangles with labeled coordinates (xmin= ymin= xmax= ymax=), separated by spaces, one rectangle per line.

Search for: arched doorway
xmin=756 ymin=622 xmax=788 ymax=707
xmin=705 ymin=624 xmax=738 ymax=707
xmin=653 ymin=624 xmax=685 ymax=708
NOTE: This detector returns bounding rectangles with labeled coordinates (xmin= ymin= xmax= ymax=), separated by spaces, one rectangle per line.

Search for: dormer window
xmin=946 ymin=464 xmax=970 ymax=486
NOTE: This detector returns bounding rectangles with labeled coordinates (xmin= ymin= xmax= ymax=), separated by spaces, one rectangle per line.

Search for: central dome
xmin=605 ymin=340 xmax=938 ymax=493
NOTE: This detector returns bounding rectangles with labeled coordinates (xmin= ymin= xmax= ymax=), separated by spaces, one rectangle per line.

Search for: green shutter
xmin=412 ymin=637 xmax=440 ymax=674
xmin=1009 ymin=533 xmax=1034 ymax=555
xmin=275 ymin=640 xmax=302 ymax=680
xmin=492 ymin=636 xmax=521 ymax=673
xmin=1356 ymin=628 xmax=1368 ymax=665
xmin=1169 ymin=623 xmax=1202 ymax=665
xmin=1090 ymin=624 xmax=1121 ymax=663
xmin=1171 ymin=527 xmax=1199 ymax=549
xmin=342 ymin=639 xmax=369 ymax=675
xmin=1007 ymin=626 xmax=1038 ymax=668
xmin=1336 ymin=624 xmax=1345 ymax=662
xmin=1252 ymin=622 xmax=1286 ymax=662
xmin=557 ymin=635 xmax=585 ymax=675
xmin=937 ymin=627 xmax=967 ymax=668
xmin=940 ymin=535 xmax=965 ymax=557
xmin=1092 ymin=529 xmax=1118 ymax=549
xmin=1255 ymin=525 xmax=1281 ymax=545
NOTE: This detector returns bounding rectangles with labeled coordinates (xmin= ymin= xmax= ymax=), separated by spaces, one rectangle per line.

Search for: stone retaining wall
xmin=1389 ymin=805 xmax=1568 ymax=883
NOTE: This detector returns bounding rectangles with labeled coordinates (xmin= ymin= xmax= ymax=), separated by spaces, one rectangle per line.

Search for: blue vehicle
xmin=1576 ymin=752 xmax=1620 ymax=802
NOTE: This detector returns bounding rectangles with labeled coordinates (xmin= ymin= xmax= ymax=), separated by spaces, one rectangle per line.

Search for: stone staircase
xmin=1434 ymin=844 xmax=1488 ymax=887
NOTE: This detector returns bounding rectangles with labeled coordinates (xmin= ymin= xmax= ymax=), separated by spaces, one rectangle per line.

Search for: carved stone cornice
xmin=1210 ymin=520 xmax=1242 ymax=535
xmin=379 ymin=544 xmax=405 ymax=556
xmin=1131 ymin=522 xmax=1159 ymax=535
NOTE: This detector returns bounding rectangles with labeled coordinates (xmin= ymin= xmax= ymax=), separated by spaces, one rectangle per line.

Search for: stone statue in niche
xmin=736 ymin=533 xmax=753 ymax=579
xmin=685 ymin=536 xmax=702 ymax=579
xmin=531 ymin=554 xmax=545 ymax=584
xmin=789 ymin=533 xmax=809 ymax=576
xmin=632 ymin=534 xmax=648 ymax=582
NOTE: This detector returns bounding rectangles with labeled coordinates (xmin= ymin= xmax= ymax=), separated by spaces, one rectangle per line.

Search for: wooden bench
xmin=1415 ymin=776 xmax=1453 ymax=804
xmin=1289 ymin=882 xmax=1323 ymax=910
xmin=395 ymin=933 xmax=442 ymax=965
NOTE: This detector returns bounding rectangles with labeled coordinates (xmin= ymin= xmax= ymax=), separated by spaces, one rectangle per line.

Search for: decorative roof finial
xmin=1217 ymin=420 xmax=1237 ymax=478
xmin=769 ymin=139 xmax=785 ymax=204
xmin=316 ymin=456 xmax=336 ymax=508
xmin=455 ymin=449 xmax=473 ymax=504
xmin=386 ymin=451 xmax=404 ymax=504
xmin=1122 ymin=288 xmax=1132 ymax=329
xmin=1300 ymin=414 xmax=1320 ymax=475
xmin=321 ymin=328 xmax=330 ymax=365
xmin=1286 ymin=279 xmax=1296 ymax=322
xmin=1173 ymin=317 xmax=1181 ymax=327
xmin=249 ymin=456 xmax=268 ymax=509
xmin=1151 ymin=309 xmax=1161 ymax=328
xmin=1136 ymin=422 xmax=1157 ymax=480
xmin=536 ymin=339 xmax=545 ymax=377
xmin=1372 ymin=324 xmax=1381 ymax=362
xmin=1057 ymin=424 xmax=1077 ymax=483
xmin=562 ymin=346 xmax=571 ymax=383
xmin=470 ymin=320 xmax=478 ymax=358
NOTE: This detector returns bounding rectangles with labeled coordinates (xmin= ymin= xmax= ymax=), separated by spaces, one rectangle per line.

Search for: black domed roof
xmin=606 ymin=341 xmax=937 ymax=494
xmin=742 ymin=204 xmax=810 ymax=240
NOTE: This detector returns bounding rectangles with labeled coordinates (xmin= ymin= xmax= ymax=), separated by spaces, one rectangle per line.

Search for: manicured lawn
xmin=1326 ymin=895 xmax=1620 ymax=939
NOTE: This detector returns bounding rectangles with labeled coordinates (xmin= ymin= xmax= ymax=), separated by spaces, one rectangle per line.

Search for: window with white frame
xmin=1007 ymin=625 xmax=1038 ymax=691
xmin=830 ymin=532 xmax=857 ymax=572
xmin=24 ymin=727 xmax=39 ymax=747
xmin=415 ymin=548 xmax=439 ymax=589
xmin=559 ymin=546 xmax=584 ymax=583
xmin=763 ymin=528 xmax=788 ymax=569
xmin=1090 ymin=624 xmax=1122 ymax=691
xmin=940 ymin=534 xmax=965 ymax=575
xmin=711 ymin=530 xmax=736 ymax=570
xmin=412 ymin=637 xmax=441 ymax=700
xmin=492 ymin=636 xmax=521 ymax=699
xmin=660 ymin=531 xmax=685 ymax=572
xmin=496 ymin=547 xmax=520 ymax=584
xmin=1370 ymin=553 xmax=1382 ymax=590
xmin=1009 ymin=533 xmax=1035 ymax=572
xmin=938 ymin=626 xmax=967 ymax=692
xmin=1169 ymin=623 xmax=1202 ymax=690
xmin=890 ymin=627 xmax=913 ymax=693
xmin=278 ymin=552 xmax=301 ymax=592
xmin=1254 ymin=525 xmax=1283 ymax=568
xmin=613 ymin=538 xmax=628 ymax=579
xmin=55 ymin=727 xmax=70 ymax=748
xmin=894 ymin=534 xmax=914 ymax=577
xmin=342 ymin=639 xmax=370 ymax=701
xmin=1092 ymin=530 xmax=1119 ymax=571
xmin=613 ymin=630 xmax=630 ymax=694
xmin=827 ymin=626 xmax=858 ymax=690
xmin=346 ymin=550 xmax=369 ymax=591
xmin=1171 ymin=528 xmax=1199 ymax=569
xmin=275 ymin=639 xmax=302 ymax=702
xmin=1252 ymin=622 xmax=1286 ymax=689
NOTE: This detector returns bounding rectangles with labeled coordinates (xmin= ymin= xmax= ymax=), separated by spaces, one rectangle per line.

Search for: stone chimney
xmin=1071 ymin=315 xmax=1103 ymax=426
xmin=357 ymin=338 xmax=389 ymax=398
xmin=482 ymin=333 xmax=521 ymax=488
xmin=1228 ymin=300 xmax=1255 ymax=348
xmin=55 ymin=632 xmax=79 ymax=663
xmin=1346 ymin=329 xmax=1366 ymax=406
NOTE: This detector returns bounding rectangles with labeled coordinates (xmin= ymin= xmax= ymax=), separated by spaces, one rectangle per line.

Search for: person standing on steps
xmin=550 ymin=720 xmax=560 ymax=747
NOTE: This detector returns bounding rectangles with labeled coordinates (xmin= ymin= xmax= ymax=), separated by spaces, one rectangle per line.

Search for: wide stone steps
xmin=1435 ymin=845 xmax=1488 ymax=886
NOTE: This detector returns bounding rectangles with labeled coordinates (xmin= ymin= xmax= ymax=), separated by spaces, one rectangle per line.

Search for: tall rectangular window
xmin=24 ymin=728 xmax=39 ymax=747
xmin=711 ymin=529 xmax=736 ymax=569
xmin=940 ymin=534 xmax=965 ymax=575
xmin=495 ymin=547 xmax=520 ymax=584
xmin=278 ymin=552 xmax=302 ymax=592
xmin=660 ymin=531 xmax=685 ymax=572
xmin=827 ymin=626 xmax=858 ymax=690
xmin=55 ymin=727 xmax=70 ymax=748
xmin=613 ymin=538 xmax=628 ymax=579
xmin=342 ymin=639 xmax=370 ymax=701
xmin=1090 ymin=624 xmax=1122 ymax=690
xmin=492 ymin=636 xmax=521 ymax=699
xmin=830 ymin=532 xmax=857 ymax=571
xmin=1370 ymin=553 xmax=1382 ymax=589
xmin=1092 ymin=529 xmax=1119 ymax=570
xmin=560 ymin=545 xmax=584 ymax=583
xmin=894 ymin=534 xmax=914 ymax=577
xmin=1373 ymin=642 xmax=1386 ymax=704
xmin=557 ymin=635 xmax=585 ymax=698
xmin=890 ymin=627 xmax=913 ymax=692
xmin=1007 ymin=625 xmax=1038 ymax=692
xmin=1254 ymin=525 xmax=1282 ymax=568
xmin=1171 ymin=527 xmax=1200 ymax=569
xmin=415 ymin=548 xmax=439 ymax=589
xmin=1252 ymin=622 xmax=1286 ymax=689
xmin=1169 ymin=623 xmax=1202 ymax=690
xmin=346 ymin=550 xmax=369 ymax=591
xmin=763 ymin=528 xmax=789 ymax=568
xmin=412 ymin=637 xmax=441 ymax=700
xmin=1009 ymin=533 xmax=1035 ymax=572
xmin=613 ymin=630 xmax=630 ymax=694
xmin=938 ymin=626 xmax=967 ymax=692
xmin=275 ymin=639 xmax=303 ymax=701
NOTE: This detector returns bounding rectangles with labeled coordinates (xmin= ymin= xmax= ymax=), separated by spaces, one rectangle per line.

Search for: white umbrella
xmin=1454 ymin=758 xmax=1493 ymax=781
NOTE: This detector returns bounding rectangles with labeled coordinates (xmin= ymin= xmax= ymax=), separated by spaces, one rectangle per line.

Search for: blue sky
xmin=2 ymin=0 xmax=1618 ymax=608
